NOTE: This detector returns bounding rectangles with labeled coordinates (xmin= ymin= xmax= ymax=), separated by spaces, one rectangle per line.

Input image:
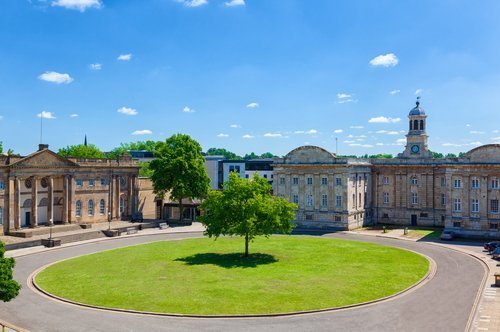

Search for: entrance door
xmin=24 ymin=212 xmax=31 ymax=227
xmin=411 ymin=214 xmax=417 ymax=226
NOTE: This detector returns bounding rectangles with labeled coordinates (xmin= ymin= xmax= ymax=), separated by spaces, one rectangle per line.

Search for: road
xmin=0 ymin=232 xmax=485 ymax=332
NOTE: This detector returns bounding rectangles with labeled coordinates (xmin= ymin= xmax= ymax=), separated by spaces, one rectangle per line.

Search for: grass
xmin=35 ymin=236 xmax=429 ymax=315
xmin=407 ymin=228 xmax=442 ymax=239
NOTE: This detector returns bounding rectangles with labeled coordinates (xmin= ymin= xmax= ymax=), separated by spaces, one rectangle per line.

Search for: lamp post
xmin=49 ymin=219 xmax=53 ymax=240
xmin=108 ymin=212 xmax=111 ymax=231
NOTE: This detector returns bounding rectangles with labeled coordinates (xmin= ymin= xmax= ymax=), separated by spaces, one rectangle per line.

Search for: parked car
xmin=492 ymin=247 xmax=500 ymax=260
xmin=440 ymin=230 xmax=455 ymax=240
xmin=483 ymin=241 xmax=500 ymax=252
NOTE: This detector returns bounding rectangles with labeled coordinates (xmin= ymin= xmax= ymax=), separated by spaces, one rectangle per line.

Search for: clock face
xmin=411 ymin=145 xmax=420 ymax=154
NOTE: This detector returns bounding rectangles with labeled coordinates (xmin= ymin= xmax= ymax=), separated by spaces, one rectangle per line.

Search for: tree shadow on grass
xmin=175 ymin=253 xmax=278 ymax=269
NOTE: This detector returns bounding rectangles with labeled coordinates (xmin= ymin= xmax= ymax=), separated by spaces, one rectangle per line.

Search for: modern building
xmin=273 ymin=101 xmax=500 ymax=238
xmin=0 ymin=144 xmax=141 ymax=235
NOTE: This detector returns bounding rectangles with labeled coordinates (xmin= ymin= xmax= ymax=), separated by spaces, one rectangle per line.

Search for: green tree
xmin=206 ymin=148 xmax=242 ymax=160
xmin=199 ymin=173 xmax=296 ymax=257
xmin=150 ymin=134 xmax=210 ymax=223
xmin=369 ymin=154 xmax=394 ymax=159
xmin=243 ymin=152 xmax=259 ymax=160
xmin=108 ymin=140 xmax=161 ymax=159
xmin=429 ymin=150 xmax=444 ymax=159
xmin=260 ymin=152 xmax=275 ymax=159
xmin=0 ymin=141 xmax=2 ymax=154
xmin=58 ymin=144 xmax=105 ymax=159
xmin=0 ymin=242 xmax=21 ymax=302
xmin=139 ymin=161 xmax=153 ymax=177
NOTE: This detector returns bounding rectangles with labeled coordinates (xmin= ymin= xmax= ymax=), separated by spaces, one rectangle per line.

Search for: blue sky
xmin=1 ymin=0 xmax=500 ymax=157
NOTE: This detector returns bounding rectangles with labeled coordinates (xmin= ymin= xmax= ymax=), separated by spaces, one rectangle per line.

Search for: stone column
xmin=3 ymin=177 xmax=11 ymax=234
xmin=114 ymin=175 xmax=120 ymax=219
xmin=108 ymin=174 xmax=113 ymax=221
xmin=14 ymin=178 xmax=20 ymax=229
xmin=30 ymin=177 xmax=38 ymax=228
xmin=68 ymin=175 xmax=74 ymax=223
xmin=47 ymin=177 xmax=53 ymax=226
xmin=127 ymin=176 xmax=133 ymax=216
xmin=62 ymin=175 xmax=68 ymax=224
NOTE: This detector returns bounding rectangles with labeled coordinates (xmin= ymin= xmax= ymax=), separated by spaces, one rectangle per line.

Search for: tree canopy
xmin=58 ymin=144 xmax=105 ymax=159
xmin=107 ymin=140 xmax=161 ymax=159
xmin=0 ymin=242 xmax=21 ymax=302
xmin=150 ymin=134 xmax=210 ymax=223
xmin=206 ymin=148 xmax=242 ymax=160
xmin=199 ymin=172 xmax=296 ymax=257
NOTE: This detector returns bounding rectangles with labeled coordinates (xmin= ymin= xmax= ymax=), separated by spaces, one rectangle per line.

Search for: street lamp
xmin=49 ymin=219 xmax=53 ymax=240
xmin=108 ymin=212 xmax=111 ymax=231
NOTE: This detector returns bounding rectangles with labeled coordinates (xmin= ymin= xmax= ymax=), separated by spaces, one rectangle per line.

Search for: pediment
xmin=10 ymin=149 xmax=79 ymax=169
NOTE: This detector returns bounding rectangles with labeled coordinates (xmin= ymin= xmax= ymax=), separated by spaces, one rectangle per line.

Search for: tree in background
xmin=150 ymin=134 xmax=210 ymax=223
xmin=199 ymin=173 xmax=296 ymax=257
xmin=58 ymin=144 xmax=105 ymax=159
xmin=107 ymin=140 xmax=161 ymax=159
xmin=206 ymin=148 xmax=242 ymax=160
xmin=0 ymin=242 xmax=21 ymax=302
xmin=139 ymin=161 xmax=153 ymax=177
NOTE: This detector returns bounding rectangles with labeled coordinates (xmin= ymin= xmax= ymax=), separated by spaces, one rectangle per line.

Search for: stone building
xmin=0 ymin=144 xmax=141 ymax=235
xmin=274 ymin=101 xmax=500 ymax=238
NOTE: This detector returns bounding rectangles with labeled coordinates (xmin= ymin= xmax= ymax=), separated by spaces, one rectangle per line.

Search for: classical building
xmin=273 ymin=101 xmax=500 ymax=238
xmin=0 ymin=144 xmax=141 ymax=235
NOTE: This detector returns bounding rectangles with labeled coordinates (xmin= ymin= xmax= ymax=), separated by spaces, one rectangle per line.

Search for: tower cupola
xmin=400 ymin=98 xmax=431 ymax=158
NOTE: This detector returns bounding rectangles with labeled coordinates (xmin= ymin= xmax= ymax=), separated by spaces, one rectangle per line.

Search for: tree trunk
xmin=178 ymin=198 xmax=183 ymax=224
xmin=244 ymin=232 xmax=249 ymax=257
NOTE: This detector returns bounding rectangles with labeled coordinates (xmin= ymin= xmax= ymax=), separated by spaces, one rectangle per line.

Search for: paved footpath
xmin=349 ymin=229 xmax=500 ymax=332
xmin=0 ymin=225 xmax=489 ymax=332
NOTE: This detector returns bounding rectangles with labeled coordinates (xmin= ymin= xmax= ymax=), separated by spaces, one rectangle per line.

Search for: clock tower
xmin=400 ymin=98 xmax=432 ymax=158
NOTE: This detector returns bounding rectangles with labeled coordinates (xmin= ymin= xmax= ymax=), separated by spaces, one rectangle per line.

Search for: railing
xmin=0 ymin=319 xmax=28 ymax=332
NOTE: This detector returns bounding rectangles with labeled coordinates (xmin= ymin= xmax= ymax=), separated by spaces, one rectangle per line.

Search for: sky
xmin=1 ymin=0 xmax=500 ymax=157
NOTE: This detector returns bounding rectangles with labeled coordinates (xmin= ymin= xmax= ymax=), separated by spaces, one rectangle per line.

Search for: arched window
xmin=420 ymin=119 xmax=424 ymax=131
xmin=39 ymin=198 xmax=48 ymax=207
xmin=413 ymin=119 xmax=419 ymax=130
xmin=411 ymin=177 xmax=418 ymax=185
xmin=409 ymin=120 xmax=413 ymax=130
xmin=76 ymin=200 xmax=82 ymax=217
xmin=22 ymin=199 xmax=32 ymax=208
xmin=88 ymin=200 xmax=94 ymax=216
xmin=100 ymin=199 xmax=105 ymax=215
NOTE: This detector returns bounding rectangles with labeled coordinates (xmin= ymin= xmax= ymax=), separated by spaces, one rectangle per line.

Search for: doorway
xmin=411 ymin=214 xmax=417 ymax=226
xmin=24 ymin=211 xmax=31 ymax=227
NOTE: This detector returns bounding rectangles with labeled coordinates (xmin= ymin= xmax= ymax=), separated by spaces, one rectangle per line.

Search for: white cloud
xmin=336 ymin=92 xmax=357 ymax=104
xmin=132 ymin=129 xmax=153 ymax=135
xmin=368 ymin=116 xmax=401 ymax=123
xmin=376 ymin=143 xmax=384 ymax=146
xmin=350 ymin=125 xmax=364 ymax=129
xmin=230 ymin=124 xmax=241 ymax=128
xmin=89 ymin=63 xmax=102 ymax=70
xmin=395 ymin=138 xmax=406 ymax=145
xmin=389 ymin=89 xmax=400 ymax=95
xmin=117 ymin=107 xmax=138 ymax=116
xmin=38 ymin=71 xmax=73 ymax=84
xmin=177 ymin=0 xmax=208 ymax=7
xmin=470 ymin=141 xmax=482 ymax=146
xmin=246 ymin=102 xmax=259 ymax=108
xmin=294 ymin=129 xmax=318 ymax=135
xmin=470 ymin=130 xmax=485 ymax=134
xmin=264 ymin=133 xmax=283 ymax=138
xmin=225 ymin=0 xmax=244 ymax=6
xmin=333 ymin=129 xmax=343 ymax=134
xmin=37 ymin=111 xmax=56 ymax=119
xmin=70 ymin=113 xmax=79 ymax=118
xmin=442 ymin=141 xmax=483 ymax=147
xmin=375 ymin=130 xmax=399 ymax=135
xmin=415 ymin=88 xmax=423 ymax=96
xmin=242 ymin=134 xmax=254 ymax=139
xmin=343 ymin=140 xmax=356 ymax=144
xmin=369 ymin=53 xmax=398 ymax=67
xmin=466 ymin=124 xmax=471 ymax=127
xmin=0 ymin=116 xmax=3 ymax=120
xmin=356 ymin=138 xmax=365 ymax=142
xmin=492 ymin=130 xmax=499 ymax=133
xmin=492 ymin=136 xmax=500 ymax=141
xmin=117 ymin=53 xmax=132 ymax=61
xmin=337 ymin=93 xmax=352 ymax=99
xmin=349 ymin=143 xmax=374 ymax=148
xmin=51 ymin=0 xmax=101 ymax=12
xmin=183 ymin=106 xmax=195 ymax=113
xmin=217 ymin=133 xmax=229 ymax=138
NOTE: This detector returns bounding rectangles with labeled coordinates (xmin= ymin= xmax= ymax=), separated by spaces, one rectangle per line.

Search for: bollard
xmin=382 ymin=225 xmax=387 ymax=233
xmin=404 ymin=227 xmax=408 ymax=235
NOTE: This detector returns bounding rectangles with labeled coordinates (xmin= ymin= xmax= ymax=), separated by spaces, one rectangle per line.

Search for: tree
xmin=199 ymin=173 xmax=296 ymax=257
xmin=58 ymin=144 xmax=105 ymax=159
xmin=150 ymin=134 xmax=210 ymax=223
xmin=108 ymin=140 xmax=161 ymax=159
xmin=206 ymin=148 xmax=242 ymax=160
xmin=139 ymin=161 xmax=153 ymax=177
xmin=0 ymin=242 xmax=21 ymax=302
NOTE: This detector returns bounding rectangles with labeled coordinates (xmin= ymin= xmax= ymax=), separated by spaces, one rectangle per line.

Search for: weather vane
xmin=416 ymin=96 xmax=421 ymax=106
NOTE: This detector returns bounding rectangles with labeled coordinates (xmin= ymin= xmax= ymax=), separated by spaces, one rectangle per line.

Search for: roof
xmin=409 ymin=100 xmax=426 ymax=116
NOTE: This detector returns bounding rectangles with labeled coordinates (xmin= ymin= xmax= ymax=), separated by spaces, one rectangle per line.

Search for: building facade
xmin=273 ymin=102 xmax=500 ymax=238
xmin=0 ymin=145 xmax=140 ymax=235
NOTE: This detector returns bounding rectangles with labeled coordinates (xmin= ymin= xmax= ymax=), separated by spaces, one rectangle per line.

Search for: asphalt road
xmin=0 ymin=232 xmax=485 ymax=332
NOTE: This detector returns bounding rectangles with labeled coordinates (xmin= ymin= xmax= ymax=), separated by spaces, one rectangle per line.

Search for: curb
xmin=28 ymin=235 xmax=436 ymax=319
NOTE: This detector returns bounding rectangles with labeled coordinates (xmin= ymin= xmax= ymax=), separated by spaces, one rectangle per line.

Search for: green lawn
xmin=35 ymin=236 xmax=429 ymax=315
xmin=407 ymin=229 xmax=442 ymax=239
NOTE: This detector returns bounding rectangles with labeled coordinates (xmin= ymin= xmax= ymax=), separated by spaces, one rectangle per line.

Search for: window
xmin=411 ymin=192 xmax=418 ymax=205
xmin=306 ymin=194 xmax=313 ymax=207
xmin=245 ymin=174 xmax=249 ymax=179
xmin=100 ymin=178 xmax=107 ymax=186
xmin=441 ymin=177 xmax=446 ymax=187
xmin=229 ymin=165 xmax=240 ymax=173
xmin=383 ymin=192 xmax=389 ymax=204
xmin=471 ymin=178 xmax=480 ymax=189
xmin=25 ymin=178 xmax=32 ymax=189
xmin=358 ymin=193 xmax=362 ymax=207
xmin=76 ymin=179 xmax=83 ymax=187
xmin=453 ymin=221 xmax=461 ymax=228
xmin=454 ymin=179 xmax=462 ymax=188
xmin=100 ymin=199 xmax=105 ymax=215
xmin=352 ymin=194 xmax=356 ymax=208
xmin=263 ymin=174 xmax=268 ymax=179
xmin=292 ymin=194 xmax=299 ymax=204
xmin=492 ymin=179 xmax=499 ymax=189
xmin=336 ymin=177 xmax=342 ymax=186
xmin=120 ymin=176 xmax=126 ymax=187
xmin=0 ymin=180 xmax=3 ymax=190
xmin=120 ymin=197 xmax=124 ymax=213
xmin=280 ymin=177 xmax=285 ymax=185
xmin=471 ymin=199 xmax=479 ymax=213
xmin=334 ymin=216 xmax=341 ymax=222
xmin=336 ymin=195 xmax=342 ymax=208
xmin=306 ymin=177 xmax=313 ymax=185
xmin=88 ymin=200 xmax=94 ymax=216
xmin=490 ymin=223 xmax=499 ymax=230
xmin=321 ymin=194 xmax=328 ymax=207
xmin=441 ymin=193 xmax=446 ymax=206
xmin=0 ymin=207 xmax=3 ymax=225
xmin=491 ymin=199 xmax=499 ymax=213
xmin=453 ymin=198 xmax=462 ymax=212
xmin=89 ymin=179 xmax=95 ymax=187
xmin=383 ymin=176 xmax=389 ymax=185
xmin=76 ymin=200 xmax=82 ymax=217
xmin=292 ymin=177 xmax=299 ymax=185
xmin=321 ymin=177 xmax=328 ymax=185
xmin=411 ymin=177 xmax=418 ymax=185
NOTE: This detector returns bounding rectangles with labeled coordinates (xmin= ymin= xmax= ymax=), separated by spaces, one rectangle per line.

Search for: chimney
xmin=38 ymin=144 xmax=49 ymax=151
